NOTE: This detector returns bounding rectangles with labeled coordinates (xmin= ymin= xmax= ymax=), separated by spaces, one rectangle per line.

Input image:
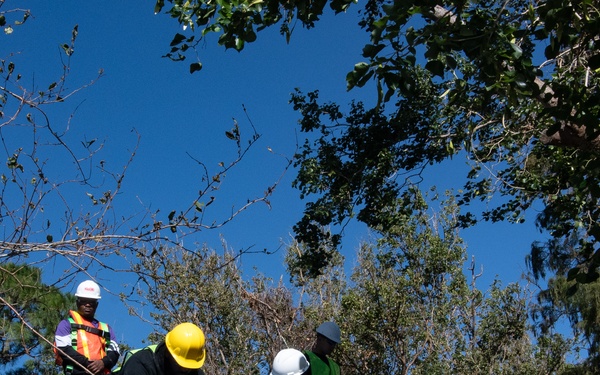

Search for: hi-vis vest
xmin=304 ymin=351 xmax=340 ymax=375
xmin=54 ymin=310 xmax=111 ymax=374
xmin=111 ymin=344 xmax=158 ymax=375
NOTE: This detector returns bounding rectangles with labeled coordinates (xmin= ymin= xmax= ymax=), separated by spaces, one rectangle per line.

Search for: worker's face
xmin=165 ymin=351 xmax=198 ymax=375
xmin=76 ymin=298 xmax=98 ymax=320
xmin=315 ymin=334 xmax=337 ymax=356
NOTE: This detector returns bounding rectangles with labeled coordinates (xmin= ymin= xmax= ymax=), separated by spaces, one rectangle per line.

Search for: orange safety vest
xmin=69 ymin=310 xmax=109 ymax=361
xmin=55 ymin=310 xmax=111 ymax=374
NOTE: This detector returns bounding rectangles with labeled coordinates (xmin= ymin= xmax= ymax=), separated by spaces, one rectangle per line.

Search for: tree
xmin=139 ymin=189 xmax=576 ymax=374
xmin=153 ymin=0 xmax=356 ymax=72
xmin=0 ymin=1 xmax=290 ymax=349
xmin=131 ymin=238 xmax=346 ymax=374
xmin=291 ymin=0 xmax=600 ymax=284
xmin=155 ymin=0 xmax=600 ymax=283
xmin=132 ymin=243 xmax=293 ymax=374
xmin=533 ymin=275 xmax=600 ymax=369
xmin=335 ymin=190 xmax=571 ymax=374
xmin=0 ymin=263 xmax=73 ymax=374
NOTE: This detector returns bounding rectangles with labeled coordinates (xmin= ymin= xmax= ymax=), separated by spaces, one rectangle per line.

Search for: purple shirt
xmin=55 ymin=316 xmax=119 ymax=353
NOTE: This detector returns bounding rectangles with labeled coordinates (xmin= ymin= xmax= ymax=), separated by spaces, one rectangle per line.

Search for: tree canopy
xmin=1 ymin=0 xmax=599 ymax=372
xmin=156 ymin=0 xmax=600 ymax=283
xmin=135 ymin=190 xmax=575 ymax=374
xmin=0 ymin=263 xmax=73 ymax=374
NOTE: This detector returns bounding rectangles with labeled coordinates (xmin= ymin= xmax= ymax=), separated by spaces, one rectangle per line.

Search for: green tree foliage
xmin=338 ymin=202 xmax=469 ymax=374
xmin=336 ymin=190 xmax=570 ymax=374
xmin=156 ymin=0 xmax=600 ymax=284
xmin=0 ymin=4 xmax=286 ymax=372
xmin=290 ymin=0 xmax=600 ymax=284
xmin=154 ymin=0 xmax=356 ymax=70
xmin=533 ymin=275 xmax=600 ymax=368
xmin=133 ymin=244 xmax=323 ymax=374
xmin=0 ymin=263 xmax=73 ymax=374
xmin=143 ymin=190 xmax=576 ymax=374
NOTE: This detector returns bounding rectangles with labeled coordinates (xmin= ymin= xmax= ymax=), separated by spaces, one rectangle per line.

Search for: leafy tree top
xmin=157 ymin=0 xmax=600 ymax=283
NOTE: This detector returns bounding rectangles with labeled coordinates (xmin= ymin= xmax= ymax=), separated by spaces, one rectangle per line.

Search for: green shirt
xmin=304 ymin=350 xmax=340 ymax=375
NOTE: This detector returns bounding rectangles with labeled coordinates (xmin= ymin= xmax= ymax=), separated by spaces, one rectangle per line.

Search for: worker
xmin=119 ymin=322 xmax=206 ymax=375
xmin=303 ymin=321 xmax=341 ymax=375
xmin=54 ymin=280 xmax=120 ymax=374
xmin=270 ymin=348 xmax=310 ymax=375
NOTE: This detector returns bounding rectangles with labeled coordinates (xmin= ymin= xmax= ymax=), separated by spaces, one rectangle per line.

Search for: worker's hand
xmin=87 ymin=359 xmax=105 ymax=374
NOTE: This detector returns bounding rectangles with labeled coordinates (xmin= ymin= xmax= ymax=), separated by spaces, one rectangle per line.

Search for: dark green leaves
xmin=154 ymin=0 xmax=165 ymax=14
xmin=589 ymin=53 xmax=600 ymax=70
xmin=425 ymin=59 xmax=445 ymax=78
xmin=170 ymin=33 xmax=187 ymax=46
xmin=157 ymin=0 xmax=360 ymax=69
xmin=362 ymin=43 xmax=385 ymax=58
xmin=189 ymin=62 xmax=202 ymax=73
xmin=6 ymin=154 xmax=24 ymax=172
xmin=346 ymin=62 xmax=373 ymax=90
xmin=286 ymin=1 xmax=600 ymax=294
xmin=0 ymin=264 xmax=73 ymax=371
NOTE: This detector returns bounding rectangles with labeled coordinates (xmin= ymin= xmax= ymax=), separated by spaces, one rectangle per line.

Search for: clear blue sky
xmin=3 ymin=0 xmax=548 ymax=349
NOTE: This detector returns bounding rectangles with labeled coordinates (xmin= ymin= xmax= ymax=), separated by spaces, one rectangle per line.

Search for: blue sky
xmin=3 ymin=0 xmax=549 ymax=350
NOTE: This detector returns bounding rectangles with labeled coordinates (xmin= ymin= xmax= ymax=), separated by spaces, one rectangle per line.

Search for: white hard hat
xmin=270 ymin=348 xmax=309 ymax=375
xmin=74 ymin=280 xmax=102 ymax=299
xmin=316 ymin=321 xmax=341 ymax=343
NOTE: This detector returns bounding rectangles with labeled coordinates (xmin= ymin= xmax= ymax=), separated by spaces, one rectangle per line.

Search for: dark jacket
xmin=120 ymin=342 xmax=205 ymax=375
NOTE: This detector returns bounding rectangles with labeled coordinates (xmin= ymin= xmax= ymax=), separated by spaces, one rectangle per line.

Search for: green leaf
xmin=170 ymin=33 xmax=186 ymax=46
xmin=347 ymin=63 xmax=372 ymax=90
xmin=589 ymin=53 xmax=600 ymax=70
xmin=356 ymin=70 xmax=374 ymax=88
xmin=353 ymin=62 xmax=369 ymax=74
xmin=445 ymin=54 xmax=457 ymax=70
xmin=567 ymin=266 xmax=579 ymax=281
xmin=425 ymin=59 xmax=445 ymax=78
xmin=544 ymin=43 xmax=559 ymax=59
xmin=362 ymin=44 xmax=385 ymax=58
xmin=154 ymin=0 xmax=165 ymax=14
xmin=235 ymin=37 xmax=244 ymax=51
xmin=382 ymin=72 xmax=400 ymax=90
xmin=245 ymin=30 xmax=257 ymax=43
xmin=189 ymin=62 xmax=202 ymax=74
xmin=510 ymin=42 xmax=523 ymax=59
xmin=61 ymin=44 xmax=73 ymax=56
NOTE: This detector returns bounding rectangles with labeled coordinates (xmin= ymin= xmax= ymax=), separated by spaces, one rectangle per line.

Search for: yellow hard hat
xmin=165 ymin=322 xmax=206 ymax=369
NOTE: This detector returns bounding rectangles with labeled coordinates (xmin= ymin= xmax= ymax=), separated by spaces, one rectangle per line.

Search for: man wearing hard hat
xmin=303 ymin=321 xmax=341 ymax=375
xmin=119 ymin=322 xmax=207 ymax=375
xmin=54 ymin=280 xmax=120 ymax=374
xmin=270 ymin=348 xmax=310 ymax=375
